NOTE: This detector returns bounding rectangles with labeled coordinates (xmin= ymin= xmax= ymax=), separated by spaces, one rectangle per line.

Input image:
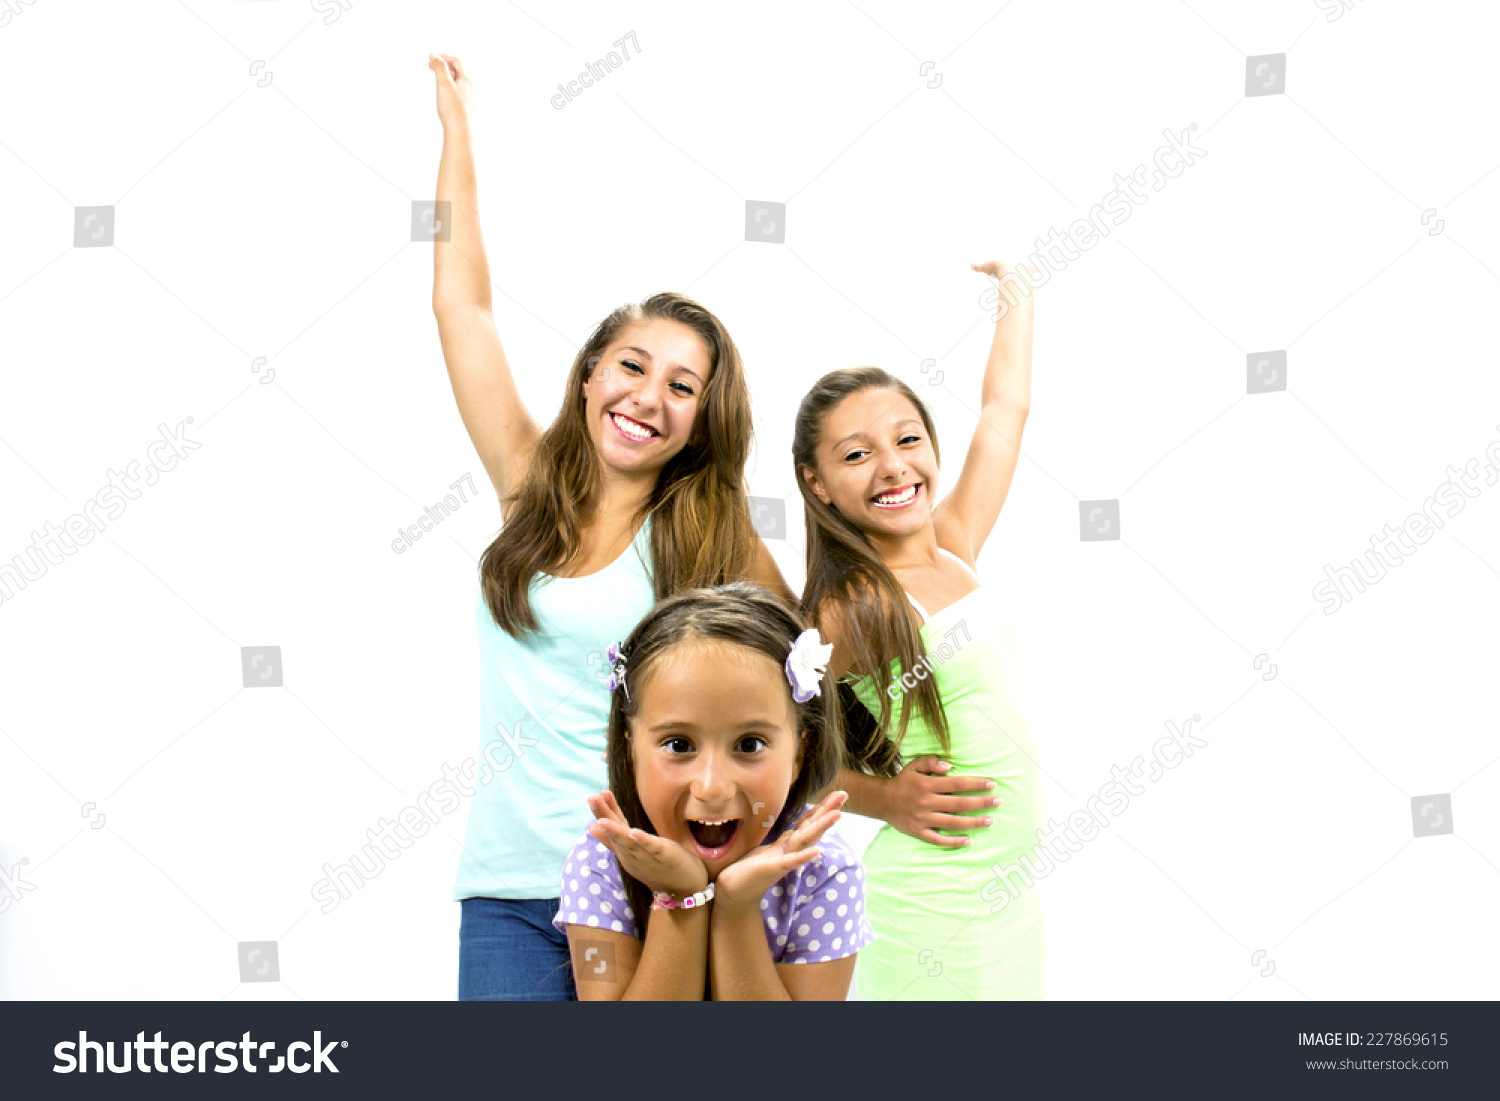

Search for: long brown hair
xmin=480 ymin=293 xmax=758 ymax=636
xmin=793 ymin=367 xmax=951 ymax=775
xmin=604 ymin=583 xmax=843 ymax=941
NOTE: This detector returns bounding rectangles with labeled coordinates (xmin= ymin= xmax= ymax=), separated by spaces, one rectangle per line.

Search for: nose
xmin=873 ymin=443 xmax=908 ymax=482
xmin=627 ymin=369 xmax=665 ymax=416
xmin=688 ymin=746 xmax=736 ymax=809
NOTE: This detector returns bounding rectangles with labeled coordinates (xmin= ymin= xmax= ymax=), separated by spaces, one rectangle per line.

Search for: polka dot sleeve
xmin=776 ymin=825 xmax=875 ymax=965
xmin=551 ymin=832 xmax=639 ymax=937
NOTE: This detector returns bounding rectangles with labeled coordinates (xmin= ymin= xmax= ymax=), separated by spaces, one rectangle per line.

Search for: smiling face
xmin=627 ymin=637 xmax=805 ymax=880
xmin=800 ymin=386 xmax=938 ymax=538
xmin=580 ymin=318 xmax=712 ymax=478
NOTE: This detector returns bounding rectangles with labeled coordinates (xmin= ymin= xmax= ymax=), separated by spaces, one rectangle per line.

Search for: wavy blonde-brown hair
xmin=480 ymin=293 xmax=758 ymax=636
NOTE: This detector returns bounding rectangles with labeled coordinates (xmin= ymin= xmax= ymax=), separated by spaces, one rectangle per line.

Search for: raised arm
xmin=933 ymin=259 xmax=1034 ymax=560
xmin=428 ymin=54 xmax=541 ymax=506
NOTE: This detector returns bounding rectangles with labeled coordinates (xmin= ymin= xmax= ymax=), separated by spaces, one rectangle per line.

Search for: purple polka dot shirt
xmin=552 ymin=804 xmax=876 ymax=965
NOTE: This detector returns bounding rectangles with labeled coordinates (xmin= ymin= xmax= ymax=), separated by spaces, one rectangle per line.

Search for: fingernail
xmin=990 ymin=797 xmax=1001 ymax=806
xmin=982 ymin=817 xmax=993 ymax=826
xmin=962 ymin=838 xmax=971 ymax=846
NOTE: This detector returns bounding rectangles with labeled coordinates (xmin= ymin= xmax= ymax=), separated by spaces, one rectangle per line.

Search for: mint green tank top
xmin=452 ymin=516 xmax=656 ymax=899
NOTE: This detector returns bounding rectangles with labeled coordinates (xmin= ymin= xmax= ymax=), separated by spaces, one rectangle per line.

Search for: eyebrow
xmin=831 ymin=418 xmax=921 ymax=452
xmin=646 ymin=720 xmax=784 ymax=734
xmin=621 ymin=346 xmax=706 ymax=387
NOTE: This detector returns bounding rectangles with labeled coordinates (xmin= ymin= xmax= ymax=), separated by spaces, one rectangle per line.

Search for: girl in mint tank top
xmin=792 ymin=259 xmax=1042 ymax=999
xmin=428 ymin=53 xmax=791 ymax=1001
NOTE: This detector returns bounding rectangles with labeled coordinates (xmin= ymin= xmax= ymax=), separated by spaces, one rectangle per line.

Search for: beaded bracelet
xmin=651 ymin=882 xmax=715 ymax=911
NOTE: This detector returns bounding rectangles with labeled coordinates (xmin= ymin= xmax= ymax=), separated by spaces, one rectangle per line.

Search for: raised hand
xmin=883 ymin=755 xmax=1000 ymax=848
xmin=586 ymin=790 xmax=708 ymax=899
xmin=971 ymin=258 xmax=1029 ymax=287
xmin=713 ymin=791 xmax=849 ymax=912
xmin=428 ymin=52 xmax=475 ymax=130
xmin=971 ymin=259 xmax=1037 ymax=321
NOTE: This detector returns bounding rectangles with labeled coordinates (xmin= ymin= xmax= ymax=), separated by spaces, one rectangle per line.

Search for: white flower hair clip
xmin=784 ymin=628 xmax=834 ymax=703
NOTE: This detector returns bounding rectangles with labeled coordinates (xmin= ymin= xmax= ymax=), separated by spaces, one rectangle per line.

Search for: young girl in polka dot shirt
xmin=553 ymin=583 xmax=875 ymax=999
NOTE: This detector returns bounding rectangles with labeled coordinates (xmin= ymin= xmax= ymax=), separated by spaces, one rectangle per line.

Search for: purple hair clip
xmin=605 ymin=640 xmax=630 ymax=702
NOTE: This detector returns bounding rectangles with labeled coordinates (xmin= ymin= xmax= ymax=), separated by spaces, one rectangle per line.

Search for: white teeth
xmin=874 ymin=485 xmax=918 ymax=505
xmin=691 ymin=818 xmax=733 ymax=825
xmin=611 ymin=413 xmax=655 ymax=440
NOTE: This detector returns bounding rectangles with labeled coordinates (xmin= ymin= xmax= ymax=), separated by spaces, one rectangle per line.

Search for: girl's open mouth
xmin=609 ymin=411 xmax=660 ymax=442
xmin=872 ymin=482 xmax=921 ymax=509
xmin=686 ymin=817 xmax=741 ymax=859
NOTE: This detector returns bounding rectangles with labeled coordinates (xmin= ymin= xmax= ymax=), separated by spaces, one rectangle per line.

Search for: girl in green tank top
xmin=791 ymin=259 xmax=1043 ymax=999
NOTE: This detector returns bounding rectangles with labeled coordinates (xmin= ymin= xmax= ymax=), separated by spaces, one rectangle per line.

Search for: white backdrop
xmin=1 ymin=0 xmax=1497 ymax=1001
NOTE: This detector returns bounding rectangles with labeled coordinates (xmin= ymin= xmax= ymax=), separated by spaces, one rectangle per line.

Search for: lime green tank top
xmin=847 ymin=549 xmax=1047 ymax=999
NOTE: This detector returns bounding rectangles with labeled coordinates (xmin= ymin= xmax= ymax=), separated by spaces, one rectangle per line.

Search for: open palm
xmin=586 ymin=790 xmax=708 ymax=898
xmin=714 ymin=791 xmax=848 ymax=911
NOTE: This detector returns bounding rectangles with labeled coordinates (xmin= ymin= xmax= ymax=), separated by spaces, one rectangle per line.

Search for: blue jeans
xmin=458 ymin=897 xmax=577 ymax=1001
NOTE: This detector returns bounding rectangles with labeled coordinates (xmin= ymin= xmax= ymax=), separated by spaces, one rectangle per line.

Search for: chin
xmin=863 ymin=506 xmax=928 ymax=535
xmin=595 ymin=436 xmax=660 ymax=475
